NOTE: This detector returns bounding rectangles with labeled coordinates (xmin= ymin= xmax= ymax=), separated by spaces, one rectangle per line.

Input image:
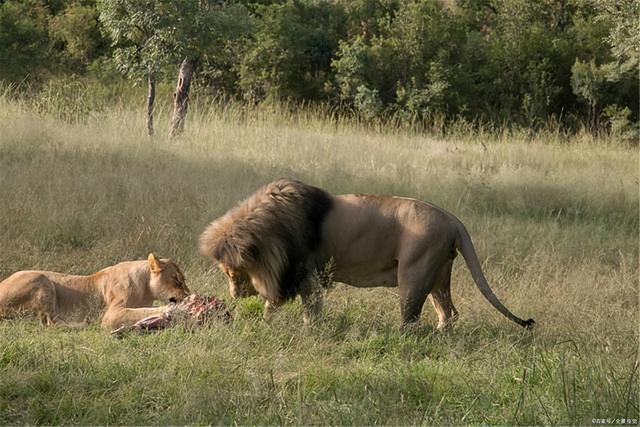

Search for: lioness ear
xmin=148 ymin=253 xmax=164 ymax=274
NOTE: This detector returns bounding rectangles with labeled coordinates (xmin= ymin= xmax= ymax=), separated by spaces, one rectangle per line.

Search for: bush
xmin=0 ymin=0 xmax=637 ymax=132
xmin=0 ymin=0 xmax=51 ymax=81
xmin=238 ymin=1 xmax=347 ymax=102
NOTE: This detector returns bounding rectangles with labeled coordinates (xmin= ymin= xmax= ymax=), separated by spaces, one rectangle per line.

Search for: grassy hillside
xmin=0 ymin=96 xmax=638 ymax=425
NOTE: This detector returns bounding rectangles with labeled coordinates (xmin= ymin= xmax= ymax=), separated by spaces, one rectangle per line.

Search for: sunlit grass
xmin=0 ymin=89 xmax=638 ymax=425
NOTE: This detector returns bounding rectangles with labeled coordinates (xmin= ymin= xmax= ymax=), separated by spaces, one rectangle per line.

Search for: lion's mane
xmin=199 ymin=179 xmax=333 ymax=302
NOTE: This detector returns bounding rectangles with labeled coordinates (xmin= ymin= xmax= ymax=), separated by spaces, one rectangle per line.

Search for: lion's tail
xmin=454 ymin=220 xmax=535 ymax=329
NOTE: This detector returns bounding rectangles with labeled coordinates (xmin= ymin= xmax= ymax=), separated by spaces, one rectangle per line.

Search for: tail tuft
xmin=522 ymin=318 xmax=536 ymax=329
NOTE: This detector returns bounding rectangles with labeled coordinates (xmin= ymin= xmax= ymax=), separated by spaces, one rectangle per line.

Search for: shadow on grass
xmin=1 ymin=138 xmax=634 ymax=262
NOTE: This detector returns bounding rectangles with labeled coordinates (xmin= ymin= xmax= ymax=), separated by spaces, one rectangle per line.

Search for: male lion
xmin=199 ymin=179 xmax=535 ymax=330
xmin=0 ymin=253 xmax=190 ymax=330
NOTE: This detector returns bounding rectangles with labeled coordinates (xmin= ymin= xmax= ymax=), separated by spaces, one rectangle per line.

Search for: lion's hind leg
xmin=29 ymin=276 xmax=58 ymax=326
xmin=398 ymin=249 xmax=448 ymax=329
xmin=427 ymin=260 xmax=458 ymax=330
xmin=0 ymin=274 xmax=59 ymax=325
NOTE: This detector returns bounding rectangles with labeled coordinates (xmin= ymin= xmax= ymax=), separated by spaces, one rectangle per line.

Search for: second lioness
xmin=0 ymin=254 xmax=190 ymax=330
xmin=200 ymin=179 xmax=534 ymax=329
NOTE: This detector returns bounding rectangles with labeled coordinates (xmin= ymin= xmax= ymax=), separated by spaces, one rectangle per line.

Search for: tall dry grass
xmin=0 ymin=89 xmax=638 ymax=425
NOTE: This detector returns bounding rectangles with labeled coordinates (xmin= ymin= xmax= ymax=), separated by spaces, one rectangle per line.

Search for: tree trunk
xmin=146 ymin=74 xmax=155 ymax=137
xmin=169 ymin=58 xmax=194 ymax=138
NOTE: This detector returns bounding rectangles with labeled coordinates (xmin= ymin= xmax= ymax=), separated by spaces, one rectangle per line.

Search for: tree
xmin=570 ymin=0 xmax=638 ymax=132
xmin=570 ymin=58 xmax=610 ymax=129
xmin=98 ymin=0 xmax=251 ymax=137
xmin=169 ymin=57 xmax=193 ymax=138
xmin=238 ymin=1 xmax=347 ymax=102
xmin=332 ymin=1 xmax=462 ymax=120
xmin=164 ymin=1 xmax=251 ymax=137
xmin=50 ymin=2 xmax=102 ymax=67
xmin=598 ymin=0 xmax=640 ymax=73
xmin=98 ymin=0 xmax=176 ymax=136
xmin=0 ymin=0 xmax=51 ymax=81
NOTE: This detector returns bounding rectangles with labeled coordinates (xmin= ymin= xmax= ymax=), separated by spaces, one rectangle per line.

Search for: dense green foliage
xmin=0 ymin=0 xmax=638 ymax=133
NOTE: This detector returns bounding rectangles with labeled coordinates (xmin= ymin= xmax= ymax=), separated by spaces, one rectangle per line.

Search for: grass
xmin=0 ymin=89 xmax=638 ymax=425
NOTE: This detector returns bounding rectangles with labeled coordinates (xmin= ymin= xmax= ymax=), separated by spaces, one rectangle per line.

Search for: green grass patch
xmin=0 ymin=93 xmax=637 ymax=425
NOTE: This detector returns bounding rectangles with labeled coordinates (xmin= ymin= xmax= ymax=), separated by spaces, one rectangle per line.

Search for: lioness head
xmin=219 ymin=263 xmax=257 ymax=299
xmin=147 ymin=253 xmax=190 ymax=303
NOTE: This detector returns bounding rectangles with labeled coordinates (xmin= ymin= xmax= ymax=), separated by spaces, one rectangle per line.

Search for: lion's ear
xmin=148 ymin=253 xmax=164 ymax=274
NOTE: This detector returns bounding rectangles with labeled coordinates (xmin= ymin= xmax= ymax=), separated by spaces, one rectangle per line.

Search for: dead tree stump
xmin=146 ymin=74 xmax=155 ymax=137
xmin=169 ymin=58 xmax=194 ymax=138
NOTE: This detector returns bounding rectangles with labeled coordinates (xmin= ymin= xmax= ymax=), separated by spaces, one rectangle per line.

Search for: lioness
xmin=200 ymin=179 xmax=535 ymax=330
xmin=0 ymin=253 xmax=190 ymax=330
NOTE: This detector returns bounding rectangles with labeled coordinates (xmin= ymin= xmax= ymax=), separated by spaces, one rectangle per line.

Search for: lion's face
xmin=219 ymin=263 xmax=257 ymax=298
xmin=148 ymin=254 xmax=190 ymax=303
